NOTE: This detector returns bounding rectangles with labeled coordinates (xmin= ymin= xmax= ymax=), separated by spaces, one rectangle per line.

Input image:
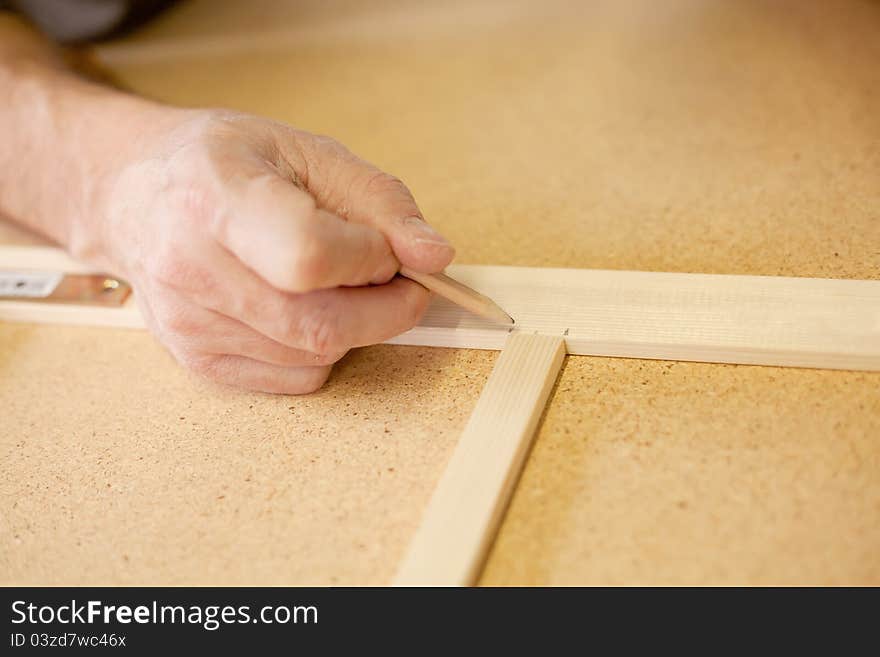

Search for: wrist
xmin=0 ymin=57 xmax=178 ymax=267
xmin=61 ymin=84 xmax=183 ymax=270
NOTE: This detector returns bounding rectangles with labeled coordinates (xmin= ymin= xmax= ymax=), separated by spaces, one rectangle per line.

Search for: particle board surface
xmin=2 ymin=0 xmax=880 ymax=585
xmin=0 ymin=323 xmax=496 ymax=584
xmin=480 ymin=357 xmax=880 ymax=585
xmin=95 ymin=0 xmax=880 ymax=279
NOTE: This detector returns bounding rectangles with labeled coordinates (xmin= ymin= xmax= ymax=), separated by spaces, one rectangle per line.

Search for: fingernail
xmin=401 ymin=216 xmax=451 ymax=246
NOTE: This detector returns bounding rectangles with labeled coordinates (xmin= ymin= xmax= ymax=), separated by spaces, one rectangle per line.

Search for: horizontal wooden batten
xmin=2 ymin=246 xmax=879 ymax=371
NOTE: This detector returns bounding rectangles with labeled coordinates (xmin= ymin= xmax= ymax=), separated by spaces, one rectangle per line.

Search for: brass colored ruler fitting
xmin=0 ymin=270 xmax=131 ymax=306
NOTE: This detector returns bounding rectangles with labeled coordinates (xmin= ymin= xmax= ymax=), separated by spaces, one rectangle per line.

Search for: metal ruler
xmin=0 ymin=270 xmax=131 ymax=306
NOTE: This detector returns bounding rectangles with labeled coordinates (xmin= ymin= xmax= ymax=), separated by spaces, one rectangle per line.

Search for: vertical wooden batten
xmin=394 ymin=333 xmax=566 ymax=586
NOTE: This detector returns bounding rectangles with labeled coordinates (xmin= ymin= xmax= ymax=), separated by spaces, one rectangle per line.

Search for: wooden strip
xmin=399 ymin=266 xmax=514 ymax=325
xmin=390 ymin=265 xmax=880 ymax=371
xmin=394 ymin=332 xmax=565 ymax=586
xmin=2 ymin=246 xmax=880 ymax=370
xmin=0 ymin=246 xmax=100 ymax=273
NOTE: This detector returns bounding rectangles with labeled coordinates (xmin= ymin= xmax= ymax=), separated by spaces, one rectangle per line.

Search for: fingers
xmin=280 ymin=277 xmax=431 ymax=353
xmin=126 ymin=116 xmax=452 ymax=396
xmin=187 ymin=354 xmax=332 ymax=395
xmin=284 ymin=132 xmax=456 ymax=273
xmin=139 ymin=288 xmax=342 ymax=394
xmin=164 ymin=302 xmax=348 ymax=368
xmin=203 ymin=317 xmax=348 ymax=367
xmin=219 ymin=265 xmax=430 ymax=354
xmin=213 ymin=168 xmax=400 ymax=293
xmin=143 ymin=236 xmax=427 ymax=360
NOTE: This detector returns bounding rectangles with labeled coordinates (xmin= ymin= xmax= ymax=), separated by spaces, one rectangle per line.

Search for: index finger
xmin=214 ymin=169 xmax=400 ymax=293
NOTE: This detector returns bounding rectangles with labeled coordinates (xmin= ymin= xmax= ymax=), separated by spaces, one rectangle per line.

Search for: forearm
xmin=0 ymin=14 xmax=170 ymax=261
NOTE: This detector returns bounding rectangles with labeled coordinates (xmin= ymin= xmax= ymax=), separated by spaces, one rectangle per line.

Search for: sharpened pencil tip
xmin=487 ymin=302 xmax=515 ymax=326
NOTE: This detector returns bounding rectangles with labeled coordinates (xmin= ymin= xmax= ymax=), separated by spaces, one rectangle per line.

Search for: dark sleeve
xmin=3 ymin=0 xmax=178 ymax=44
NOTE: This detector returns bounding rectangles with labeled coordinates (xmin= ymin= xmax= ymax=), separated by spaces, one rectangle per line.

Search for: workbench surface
xmin=2 ymin=0 xmax=878 ymax=585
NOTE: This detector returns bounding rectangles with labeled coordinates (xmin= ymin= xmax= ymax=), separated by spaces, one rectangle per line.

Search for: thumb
xmin=287 ymin=133 xmax=456 ymax=273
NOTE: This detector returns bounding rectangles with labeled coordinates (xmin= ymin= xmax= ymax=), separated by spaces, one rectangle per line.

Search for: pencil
xmin=399 ymin=267 xmax=515 ymax=326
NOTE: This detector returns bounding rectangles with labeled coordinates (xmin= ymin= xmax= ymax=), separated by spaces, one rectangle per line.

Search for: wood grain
xmin=394 ymin=266 xmax=880 ymax=371
xmin=393 ymin=332 xmax=565 ymax=586
xmin=3 ymin=246 xmax=879 ymax=371
xmin=399 ymin=266 xmax=513 ymax=326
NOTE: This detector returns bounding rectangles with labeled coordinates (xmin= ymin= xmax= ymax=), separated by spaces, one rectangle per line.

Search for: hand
xmin=83 ymin=109 xmax=455 ymax=393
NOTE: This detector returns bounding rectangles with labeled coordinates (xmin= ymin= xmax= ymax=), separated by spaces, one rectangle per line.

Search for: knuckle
xmin=288 ymin=247 xmax=329 ymax=293
xmin=169 ymin=183 xmax=221 ymax=229
xmin=289 ymin=367 xmax=332 ymax=395
xmin=175 ymin=110 xmax=248 ymax=148
xmin=160 ymin=307 xmax=202 ymax=337
xmin=175 ymin=349 xmax=219 ymax=377
xmin=184 ymin=352 xmax=223 ymax=381
xmin=166 ymin=140 xmax=217 ymax=182
xmin=296 ymin=304 xmax=344 ymax=355
xmin=257 ymin=201 xmax=331 ymax=294
xmin=145 ymin=248 xmax=184 ymax=286
xmin=362 ymin=170 xmax=411 ymax=199
xmin=198 ymin=110 xmax=243 ymax=134
xmin=312 ymin=349 xmax=347 ymax=366
xmin=283 ymin=226 xmax=329 ymax=293
xmin=147 ymin=249 xmax=217 ymax=294
xmin=250 ymin=170 xmax=311 ymax=207
xmin=147 ymin=294 xmax=203 ymax=340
